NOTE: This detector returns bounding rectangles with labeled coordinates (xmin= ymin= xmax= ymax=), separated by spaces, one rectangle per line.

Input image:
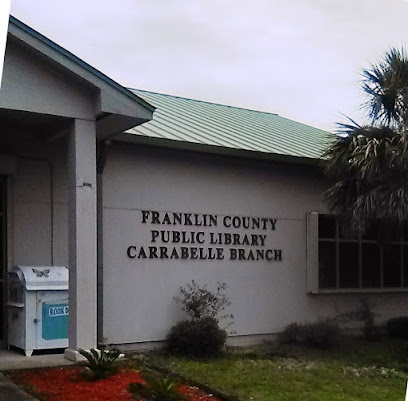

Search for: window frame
xmin=307 ymin=212 xmax=408 ymax=294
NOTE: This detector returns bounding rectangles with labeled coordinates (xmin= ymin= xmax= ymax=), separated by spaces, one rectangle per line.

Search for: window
xmin=307 ymin=212 xmax=408 ymax=293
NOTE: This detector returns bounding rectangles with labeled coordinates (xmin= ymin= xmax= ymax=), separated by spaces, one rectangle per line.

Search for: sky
xmin=9 ymin=0 xmax=408 ymax=132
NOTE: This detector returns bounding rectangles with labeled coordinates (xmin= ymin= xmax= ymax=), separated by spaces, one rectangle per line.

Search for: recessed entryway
xmin=0 ymin=176 xmax=6 ymax=349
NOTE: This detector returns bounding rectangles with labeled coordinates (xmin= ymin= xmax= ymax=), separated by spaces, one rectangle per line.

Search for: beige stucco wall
xmin=0 ymin=34 xmax=98 ymax=271
xmin=3 ymin=138 xmax=407 ymax=348
xmin=0 ymin=31 xmax=99 ymax=275
xmin=0 ymin=37 xmax=97 ymax=119
xmin=0 ymin=29 xmax=152 ymax=353
xmin=2 ymin=142 xmax=69 ymax=270
xmin=101 ymin=143 xmax=408 ymax=346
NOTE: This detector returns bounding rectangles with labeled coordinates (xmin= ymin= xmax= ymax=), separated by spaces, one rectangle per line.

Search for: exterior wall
xmin=101 ymin=143 xmax=408 ymax=346
xmin=0 ymin=37 xmax=97 ymax=119
xmin=2 ymin=141 xmax=69 ymax=270
xmin=0 ymin=25 xmax=152 ymax=354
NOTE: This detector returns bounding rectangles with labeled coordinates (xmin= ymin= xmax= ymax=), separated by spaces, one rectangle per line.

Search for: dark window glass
xmin=362 ymin=221 xmax=379 ymax=241
xmin=383 ymin=245 xmax=402 ymax=287
xmin=319 ymin=241 xmax=336 ymax=288
xmin=362 ymin=221 xmax=401 ymax=241
xmin=339 ymin=242 xmax=359 ymax=288
xmin=404 ymin=245 xmax=408 ymax=287
xmin=318 ymin=214 xmax=408 ymax=290
xmin=319 ymin=215 xmax=336 ymax=239
xmin=339 ymin=222 xmax=358 ymax=240
xmin=383 ymin=222 xmax=401 ymax=242
xmin=362 ymin=243 xmax=381 ymax=287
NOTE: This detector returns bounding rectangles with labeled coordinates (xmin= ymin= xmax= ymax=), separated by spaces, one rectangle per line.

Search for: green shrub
xmin=174 ymin=280 xmax=233 ymax=324
xmin=278 ymin=323 xmax=301 ymax=345
xmin=127 ymin=373 xmax=184 ymax=401
xmin=387 ymin=317 xmax=408 ymax=338
xmin=278 ymin=320 xmax=339 ymax=348
xmin=78 ymin=346 xmax=121 ymax=380
xmin=168 ymin=281 xmax=232 ymax=357
xmin=166 ymin=317 xmax=227 ymax=357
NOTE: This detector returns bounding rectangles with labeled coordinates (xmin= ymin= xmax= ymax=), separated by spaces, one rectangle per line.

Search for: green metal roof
xmin=126 ymin=89 xmax=331 ymax=164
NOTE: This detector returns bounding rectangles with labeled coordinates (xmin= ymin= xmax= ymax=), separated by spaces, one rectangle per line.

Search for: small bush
xmin=278 ymin=323 xmax=302 ymax=345
xmin=166 ymin=317 xmax=227 ymax=357
xmin=278 ymin=320 xmax=339 ymax=348
xmin=387 ymin=317 xmax=408 ymax=338
xmin=168 ymin=281 xmax=232 ymax=357
xmin=128 ymin=373 xmax=184 ymax=401
xmin=174 ymin=280 xmax=233 ymax=324
xmin=78 ymin=346 xmax=121 ymax=380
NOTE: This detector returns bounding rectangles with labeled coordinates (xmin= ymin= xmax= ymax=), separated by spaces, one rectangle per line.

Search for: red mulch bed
xmin=9 ymin=366 xmax=221 ymax=401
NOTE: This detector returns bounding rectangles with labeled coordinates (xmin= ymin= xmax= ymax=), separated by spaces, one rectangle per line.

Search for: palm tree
xmin=324 ymin=47 xmax=408 ymax=234
xmin=362 ymin=47 xmax=408 ymax=127
xmin=324 ymin=123 xmax=408 ymax=233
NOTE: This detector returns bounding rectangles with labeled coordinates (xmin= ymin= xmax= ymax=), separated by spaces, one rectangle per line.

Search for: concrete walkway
xmin=0 ymin=350 xmax=73 ymax=371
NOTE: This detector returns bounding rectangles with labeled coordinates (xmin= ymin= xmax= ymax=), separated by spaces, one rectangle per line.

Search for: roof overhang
xmin=114 ymin=131 xmax=323 ymax=167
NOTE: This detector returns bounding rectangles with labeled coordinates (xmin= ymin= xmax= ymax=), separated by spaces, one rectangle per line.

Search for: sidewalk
xmin=0 ymin=350 xmax=73 ymax=371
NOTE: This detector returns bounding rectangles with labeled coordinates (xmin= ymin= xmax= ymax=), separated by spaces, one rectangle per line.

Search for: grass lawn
xmin=143 ymin=338 xmax=408 ymax=401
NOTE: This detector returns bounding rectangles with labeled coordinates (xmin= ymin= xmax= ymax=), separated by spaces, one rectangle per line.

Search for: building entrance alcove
xmin=0 ymin=109 xmax=73 ymax=351
xmin=0 ymin=175 xmax=6 ymax=349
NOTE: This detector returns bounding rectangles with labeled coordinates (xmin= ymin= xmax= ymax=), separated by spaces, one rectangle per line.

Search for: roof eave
xmin=115 ymin=132 xmax=323 ymax=166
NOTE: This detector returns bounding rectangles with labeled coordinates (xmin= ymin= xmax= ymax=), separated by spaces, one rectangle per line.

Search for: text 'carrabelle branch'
xmin=127 ymin=210 xmax=283 ymax=262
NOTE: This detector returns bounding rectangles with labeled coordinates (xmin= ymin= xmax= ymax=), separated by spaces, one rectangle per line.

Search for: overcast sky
xmin=9 ymin=0 xmax=408 ymax=132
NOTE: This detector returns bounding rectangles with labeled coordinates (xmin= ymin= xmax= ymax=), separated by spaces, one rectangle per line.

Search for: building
xmin=1 ymin=17 xmax=406 ymax=360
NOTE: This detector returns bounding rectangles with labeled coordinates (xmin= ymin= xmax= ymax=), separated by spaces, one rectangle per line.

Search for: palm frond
xmin=361 ymin=47 xmax=408 ymax=127
xmin=324 ymin=123 xmax=408 ymax=232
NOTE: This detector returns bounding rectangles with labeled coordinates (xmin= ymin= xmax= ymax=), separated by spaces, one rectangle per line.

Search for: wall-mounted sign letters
xmin=127 ymin=210 xmax=283 ymax=262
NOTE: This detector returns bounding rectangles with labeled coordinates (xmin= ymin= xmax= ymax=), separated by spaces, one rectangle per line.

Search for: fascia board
xmin=115 ymin=132 xmax=323 ymax=167
xmin=98 ymin=90 xmax=153 ymax=121
xmin=97 ymin=114 xmax=150 ymax=140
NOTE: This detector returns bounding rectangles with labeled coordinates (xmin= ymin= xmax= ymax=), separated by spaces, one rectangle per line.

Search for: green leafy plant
xmin=278 ymin=320 xmax=339 ymax=348
xmin=174 ymin=280 xmax=233 ymax=324
xmin=127 ymin=373 xmax=184 ymax=401
xmin=166 ymin=316 xmax=227 ymax=357
xmin=168 ymin=281 xmax=233 ymax=357
xmin=78 ymin=345 xmax=121 ymax=380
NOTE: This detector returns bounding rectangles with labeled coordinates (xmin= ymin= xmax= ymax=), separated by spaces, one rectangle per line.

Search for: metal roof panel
xmin=126 ymin=89 xmax=331 ymax=161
